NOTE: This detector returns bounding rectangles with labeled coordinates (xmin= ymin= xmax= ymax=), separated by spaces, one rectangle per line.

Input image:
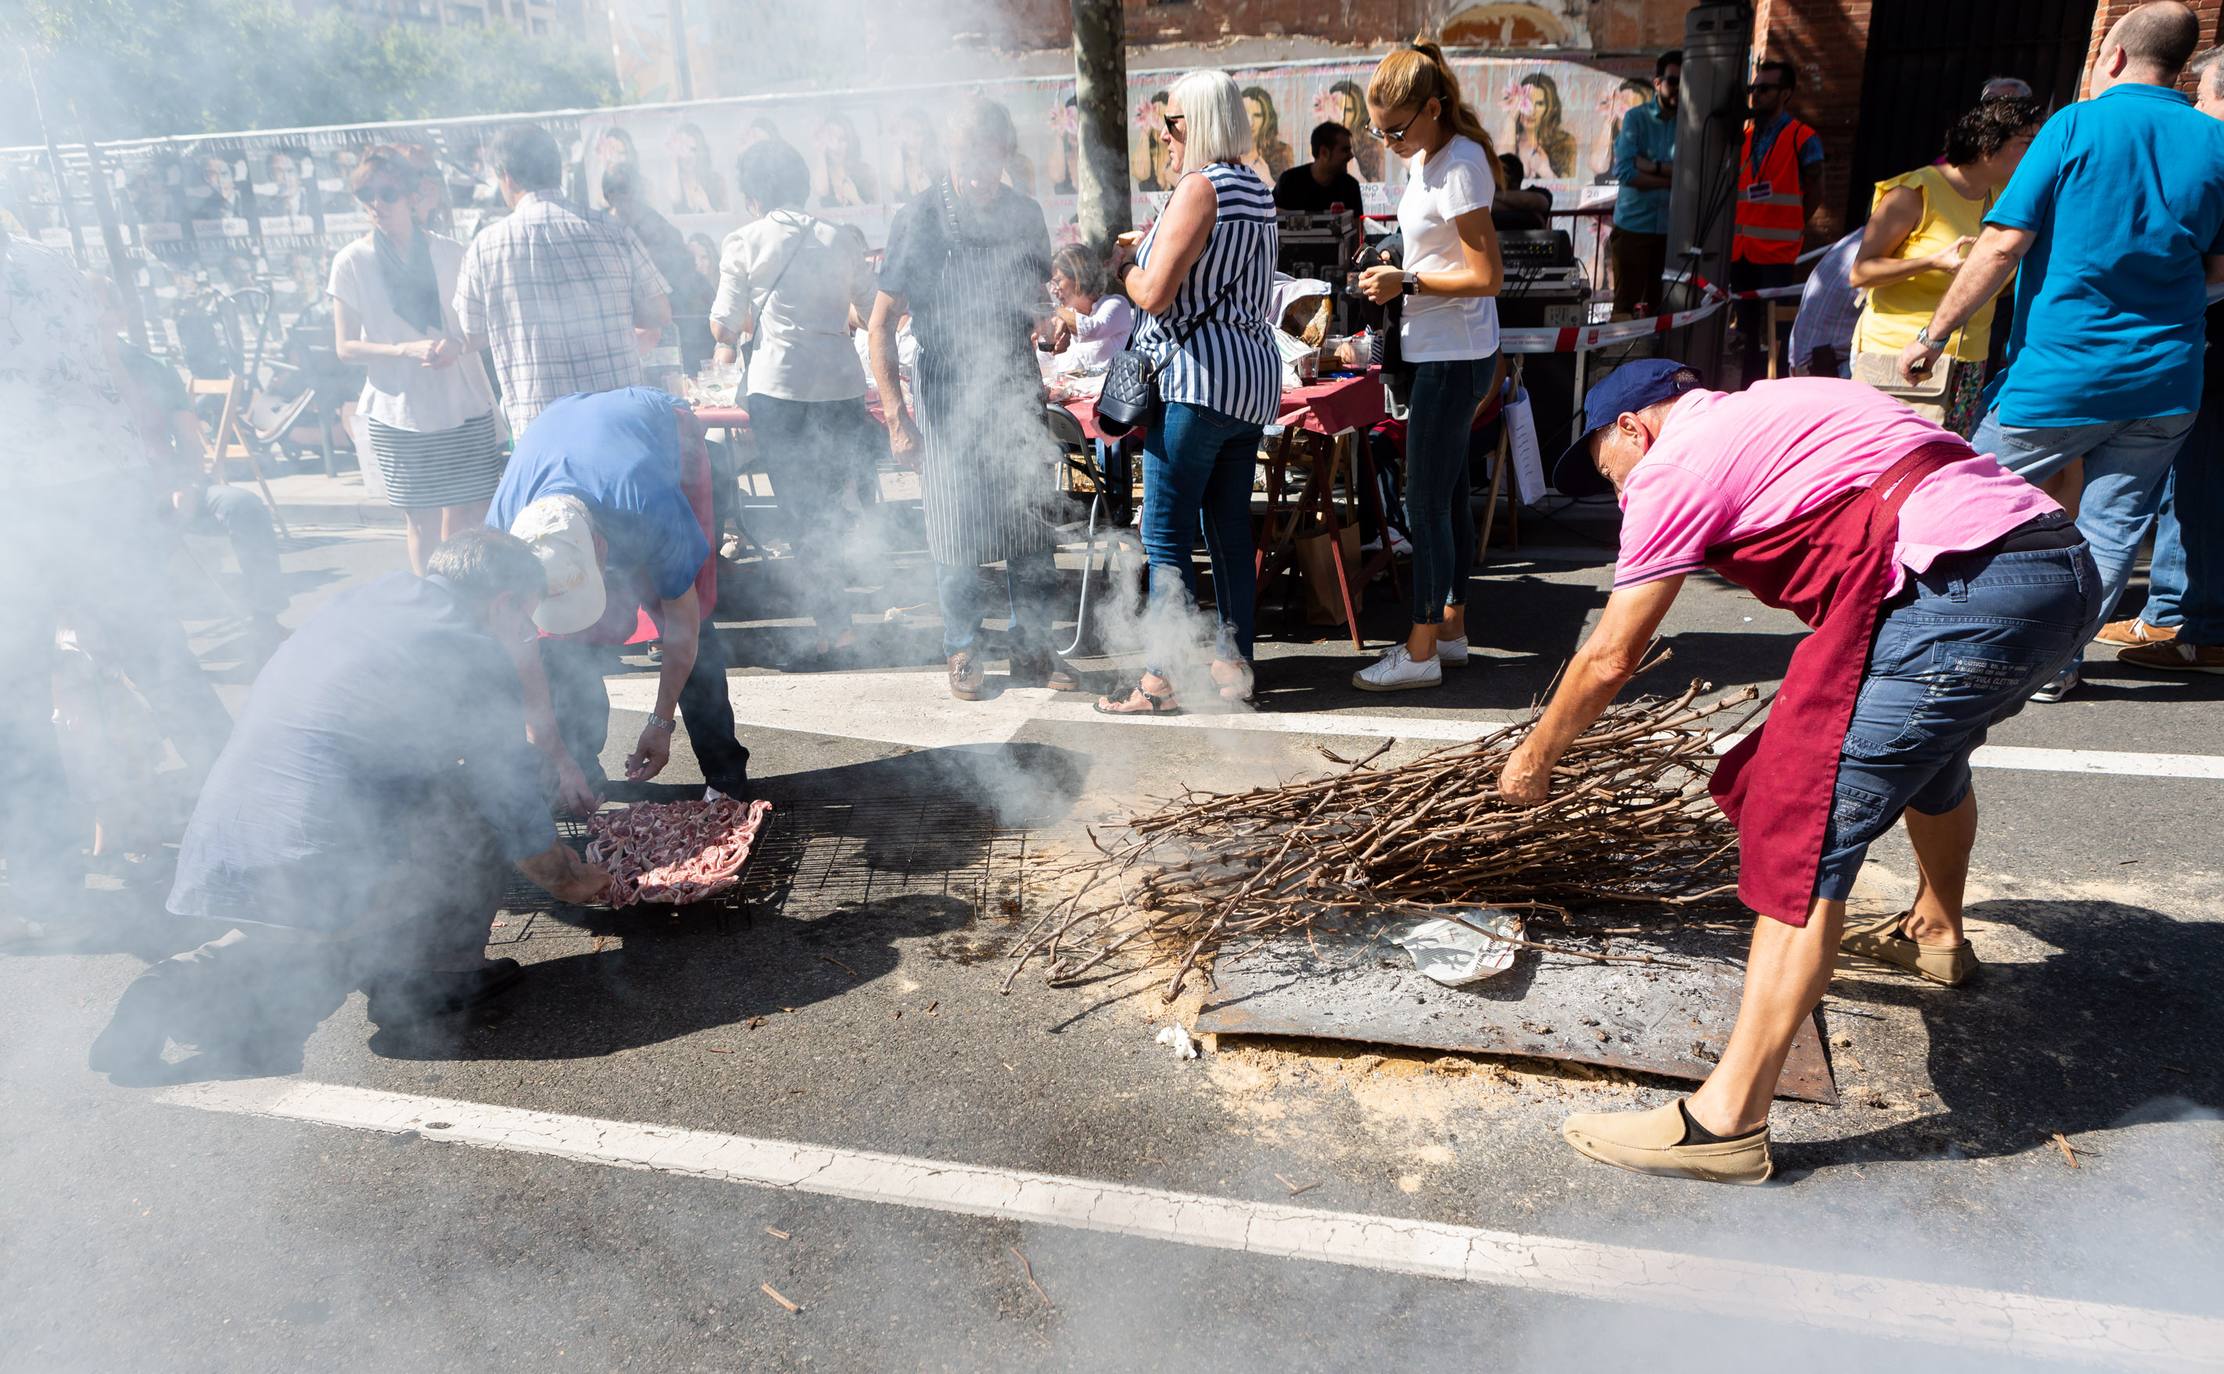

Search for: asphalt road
xmin=3 ymin=502 xmax=2220 ymax=1372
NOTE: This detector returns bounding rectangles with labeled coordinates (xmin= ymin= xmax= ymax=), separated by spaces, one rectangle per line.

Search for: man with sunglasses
xmin=1504 ymin=362 xmax=2090 ymax=1183
xmin=1732 ymin=59 xmax=1825 ymax=385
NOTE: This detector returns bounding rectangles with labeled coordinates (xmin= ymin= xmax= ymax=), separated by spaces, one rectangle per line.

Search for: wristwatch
xmin=1914 ymin=325 xmax=1942 ymax=350
xmin=1401 ymin=273 xmax=1420 ymax=297
xmin=644 ymin=712 xmax=677 ymax=734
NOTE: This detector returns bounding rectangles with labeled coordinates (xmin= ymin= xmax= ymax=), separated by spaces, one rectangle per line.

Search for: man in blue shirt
xmin=488 ymin=387 xmax=751 ymax=808
xmin=1609 ymin=49 xmax=1680 ymax=318
xmin=1903 ymin=0 xmax=2224 ymax=701
xmin=89 ymin=531 xmax=612 ymax=1080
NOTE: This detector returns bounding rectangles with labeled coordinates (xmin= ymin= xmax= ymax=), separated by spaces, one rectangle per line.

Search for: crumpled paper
xmin=1392 ymin=912 xmax=1524 ymax=986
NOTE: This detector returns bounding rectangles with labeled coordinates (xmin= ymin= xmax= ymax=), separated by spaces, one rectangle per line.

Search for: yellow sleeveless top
xmin=1852 ymin=164 xmax=1997 ymax=363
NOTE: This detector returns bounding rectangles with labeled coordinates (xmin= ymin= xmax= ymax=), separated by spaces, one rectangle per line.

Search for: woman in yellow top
xmin=1850 ymin=96 xmax=2044 ymax=434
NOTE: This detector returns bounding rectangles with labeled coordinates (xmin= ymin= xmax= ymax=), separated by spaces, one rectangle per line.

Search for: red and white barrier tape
xmin=1501 ymin=292 xmax=1726 ymax=355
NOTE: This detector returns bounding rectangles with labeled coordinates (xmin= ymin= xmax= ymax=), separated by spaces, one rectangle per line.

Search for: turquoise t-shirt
xmin=1985 ymin=83 xmax=2224 ymax=427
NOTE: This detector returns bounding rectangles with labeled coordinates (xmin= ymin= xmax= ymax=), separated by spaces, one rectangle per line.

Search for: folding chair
xmin=1765 ymin=299 xmax=1801 ymax=380
xmin=1043 ymin=403 xmax=1142 ymax=655
xmin=1253 ymin=423 xmax=1367 ymax=652
xmin=189 ymin=374 xmax=290 ymax=540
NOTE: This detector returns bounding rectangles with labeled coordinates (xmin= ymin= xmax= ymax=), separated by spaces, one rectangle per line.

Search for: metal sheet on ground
xmin=1196 ymin=926 xmax=1837 ymax=1105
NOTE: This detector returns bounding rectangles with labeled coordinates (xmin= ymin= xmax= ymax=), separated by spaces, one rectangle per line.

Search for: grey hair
xmin=950 ymin=95 xmax=1017 ymax=157
xmin=1169 ymin=69 xmax=1255 ymax=168
xmin=427 ymin=528 xmax=548 ymax=608
xmin=2192 ymin=44 xmax=2224 ymax=91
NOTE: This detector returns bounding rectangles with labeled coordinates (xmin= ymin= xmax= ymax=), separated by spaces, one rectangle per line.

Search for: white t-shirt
xmin=1396 ymin=134 xmax=1499 ymax=363
xmin=328 ymin=233 xmax=496 ymax=434
xmin=710 ymin=210 xmax=875 ymax=403
xmin=1059 ymin=294 xmax=1136 ymax=373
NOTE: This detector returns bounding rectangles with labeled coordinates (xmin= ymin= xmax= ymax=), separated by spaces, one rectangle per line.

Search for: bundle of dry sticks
xmin=1008 ymin=677 xmax=1763 ymax=1001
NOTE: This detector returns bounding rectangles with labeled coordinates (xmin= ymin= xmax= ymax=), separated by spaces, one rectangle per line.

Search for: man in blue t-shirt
xmin=1609 ymin=50 xmax=1680 ymax=318
xmin=89 ymin=532 xmax=613 ymax=1080
xmin=1901 ymin=1 xmax=2224 ymax=701
xmin=488 ymin=387 xmax=750 ymax=807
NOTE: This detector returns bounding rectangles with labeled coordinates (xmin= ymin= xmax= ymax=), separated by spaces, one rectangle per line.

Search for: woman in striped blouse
xmin=1098 ymin=70 xmax=1281 ymax=715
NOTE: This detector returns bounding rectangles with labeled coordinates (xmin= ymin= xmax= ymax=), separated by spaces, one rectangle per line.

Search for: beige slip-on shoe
xmin=1839 ymin=910 xmax=1978 ymax=986
xmin=1560 ymin=1099 xmax=1773 ymax=1185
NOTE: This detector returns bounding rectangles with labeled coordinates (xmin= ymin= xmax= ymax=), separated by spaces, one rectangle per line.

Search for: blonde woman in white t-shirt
xmin=1351 ymin=39 xmax=1507 ymax=693
xmin=329 ymin=147 xmax=501 ymax=574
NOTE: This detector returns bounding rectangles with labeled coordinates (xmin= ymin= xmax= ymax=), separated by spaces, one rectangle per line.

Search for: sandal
xmin=1094 ymin=682 xmax=1182 ymax=716
xmin=1839 ymin=910 xmax=1978 ymax=987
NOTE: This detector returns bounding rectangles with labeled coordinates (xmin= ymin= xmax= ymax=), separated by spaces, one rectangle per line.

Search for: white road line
xmin=164 ymin=1078 xmax=2220 ymax=1371
xmin=606 ymin=670 xmax=2224 ymax=779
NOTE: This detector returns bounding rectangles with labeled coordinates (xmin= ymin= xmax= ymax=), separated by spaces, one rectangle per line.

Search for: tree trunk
xmin=1070 ymin=0 xmax=1130 ymax=254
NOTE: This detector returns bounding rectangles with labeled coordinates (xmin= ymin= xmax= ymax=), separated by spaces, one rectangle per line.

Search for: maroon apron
xmin=1703 ymin=441 xmax=1969 ymax=926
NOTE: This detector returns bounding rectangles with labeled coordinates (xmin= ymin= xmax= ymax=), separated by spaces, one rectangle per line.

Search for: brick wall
xmin=983 ymin=0 xmax=1694 ymax=56
xmin=1751 ymin=0 xmax=1874 ymax=245
xmin=2079 ymin=0 xmax=2224 ymax=94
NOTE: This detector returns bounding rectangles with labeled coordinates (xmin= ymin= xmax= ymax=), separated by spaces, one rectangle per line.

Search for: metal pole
xmin=1070 ymin=0 xmax=1131 ymax=255
xmin=20 ymin=47 xmax=89 ymax=264
xmin=78 ymin=134 xmax=148 ymax=351
xmin=667 ymin=0 xmax=695 ymax=101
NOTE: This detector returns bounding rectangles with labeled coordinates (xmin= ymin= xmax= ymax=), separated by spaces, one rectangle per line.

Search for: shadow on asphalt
xmin=371 ymin=744 xmax=1089 ymax=1064
xmin=1783 ymin=898 xmax=2224 ymax=1176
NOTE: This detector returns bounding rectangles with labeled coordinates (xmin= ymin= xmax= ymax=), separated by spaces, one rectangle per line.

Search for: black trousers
xmin=541 ymin=629 xmax=749 ymax=794
xmin=96 ymin=784 xmax=510 ymax=1067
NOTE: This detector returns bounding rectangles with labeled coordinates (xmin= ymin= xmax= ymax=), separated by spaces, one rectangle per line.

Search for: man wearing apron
xmin=1500 ymin=361 xmax=2097 ymax=1183
xmin=869 ymin=96 xmax=1078 ymax=701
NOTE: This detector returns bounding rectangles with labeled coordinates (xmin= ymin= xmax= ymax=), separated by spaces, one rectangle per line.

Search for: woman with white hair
xmin=1098 ymin=69 xmax=1280 ymax=714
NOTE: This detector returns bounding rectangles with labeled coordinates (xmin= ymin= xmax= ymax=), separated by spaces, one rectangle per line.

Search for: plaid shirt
xmin=452 ymin=192 xmax=669 ymax=436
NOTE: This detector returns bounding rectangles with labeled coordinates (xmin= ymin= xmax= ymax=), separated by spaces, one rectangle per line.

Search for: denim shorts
xmin=1812 ymin=538 xmax=2100 ymax=901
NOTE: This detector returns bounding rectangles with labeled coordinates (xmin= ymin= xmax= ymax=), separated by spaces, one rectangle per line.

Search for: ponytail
xmin=1367 ymin=36 xmax=1503 ymax=185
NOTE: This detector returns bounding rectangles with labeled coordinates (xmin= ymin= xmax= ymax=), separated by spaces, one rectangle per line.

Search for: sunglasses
xmin=1162 ymin=113 xmax=1187 ymax=137
xmin=1367 ymin=108 xmax=1429 ymax=143
xmin=1747 ymin=82 xmax=1786 ymax=94
xmin=357 ymin=185 xmax=407 ymax=205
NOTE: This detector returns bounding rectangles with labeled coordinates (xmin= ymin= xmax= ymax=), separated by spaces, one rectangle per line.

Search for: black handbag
xmin=1095 ymin=275 xmax=1234 ymax=440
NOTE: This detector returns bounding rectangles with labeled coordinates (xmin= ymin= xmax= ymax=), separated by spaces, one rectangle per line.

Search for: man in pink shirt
xmin=1498 ymin=361 xmax=2097 ymax=1184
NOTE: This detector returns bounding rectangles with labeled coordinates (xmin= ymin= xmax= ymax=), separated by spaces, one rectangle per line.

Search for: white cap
xmin=509 ymin=494 xmax=606 ymax=636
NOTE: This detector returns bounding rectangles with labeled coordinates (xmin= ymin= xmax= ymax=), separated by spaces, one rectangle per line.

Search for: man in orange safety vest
xmin=1732 ymin=59 xmax=1826 ymax=385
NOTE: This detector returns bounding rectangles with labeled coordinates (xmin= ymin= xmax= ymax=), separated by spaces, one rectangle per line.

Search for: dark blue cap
xmin=1551 ymin=358 xmax=1706 ymax=499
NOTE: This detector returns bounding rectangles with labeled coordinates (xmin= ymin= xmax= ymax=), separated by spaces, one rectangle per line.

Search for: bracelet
xmin=645 ymin=712 xmax=677 ymax=733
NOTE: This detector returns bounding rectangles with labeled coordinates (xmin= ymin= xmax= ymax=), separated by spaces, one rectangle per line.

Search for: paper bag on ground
xmin=1295 ymin=525 xmax=1361 ymax=625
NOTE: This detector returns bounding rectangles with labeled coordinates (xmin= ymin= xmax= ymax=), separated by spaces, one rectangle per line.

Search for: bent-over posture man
xmin=90 ymin=531 xmax=610 ymax=1080
xmin=490 ymin=386 xmax=750 ymax=809
xmin=1501 ymin=362 xmax=2097 ymax=1183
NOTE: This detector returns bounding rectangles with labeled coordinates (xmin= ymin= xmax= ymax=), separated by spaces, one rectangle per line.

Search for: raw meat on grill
xmin=583 ymin=797 xmax=773 ymax=907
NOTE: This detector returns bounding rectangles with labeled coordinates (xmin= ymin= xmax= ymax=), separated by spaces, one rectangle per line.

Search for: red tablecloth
xmin=694 ymin=368 xmax=1386 ymax=446
xmin=1062 ymin=368 xmax=1384 ymax=443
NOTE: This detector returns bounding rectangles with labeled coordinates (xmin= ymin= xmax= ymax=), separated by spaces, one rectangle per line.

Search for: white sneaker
xmin=1436 ymin=635 xmax=1470 ymax=668
xmin=1353 ymin=644 xmax=1443 ymax=692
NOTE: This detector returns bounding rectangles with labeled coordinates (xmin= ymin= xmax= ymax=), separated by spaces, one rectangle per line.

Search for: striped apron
xmin=912 ymin=182 xmax=1058 ymax=567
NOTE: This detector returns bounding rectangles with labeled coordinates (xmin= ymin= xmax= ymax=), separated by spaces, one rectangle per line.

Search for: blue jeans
xmin=1403 ymin=355 xmax=1497 ymax=626
xmin=1816 ymin=539 xmax=2100 ymax=901
xmin=2135 ymin=397 xmax=2224 ymax=642
xmin=1970 ymin=408 xmax=2196 ymax=645
xmin=1141 ymin=402 xmax=1261 ymax=664
xmin=934 ymin=549 xmax=1058 ymax=659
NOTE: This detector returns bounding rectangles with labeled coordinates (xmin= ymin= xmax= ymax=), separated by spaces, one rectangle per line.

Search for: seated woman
xmin=1046 ymin=244 xmax=1135 ymax=373
xmin=1848 ymin=96 xmax=2042 ymax=435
